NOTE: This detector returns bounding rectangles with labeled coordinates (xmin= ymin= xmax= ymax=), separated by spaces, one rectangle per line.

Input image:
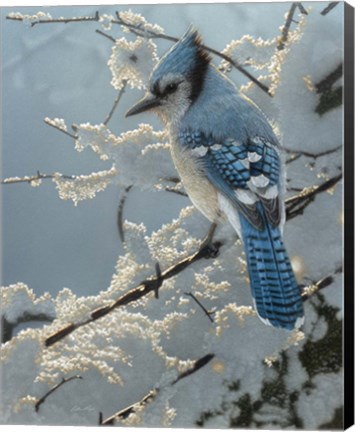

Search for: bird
xmin=126 ymin=26 xmax=304 ymax=330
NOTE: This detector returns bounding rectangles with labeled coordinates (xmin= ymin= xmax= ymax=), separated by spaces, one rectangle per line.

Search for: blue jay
xmin=126 ymin=27 xmax=304 ymax=330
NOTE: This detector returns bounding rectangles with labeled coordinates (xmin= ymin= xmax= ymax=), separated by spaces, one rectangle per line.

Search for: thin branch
xmin=296 ymin=3 xmax=308 ymax=15
xmin=35 ymin=375 xmax=83 ymax=412
xmin=44 ymin=118 xmax=77 ymax=139
xmin=95 ymin=28 xmax=116 ymax=43
xmin=104 ymin=81 xmax=127 ymax=126
xmin=1 ymin=312 xmax=54 ymax=344
xmin=6 ymin=11 xmax=100 ymax=27
xmin=301 ymin=265 xmax=342 ymax=299
xmin=164 ymin=187 xmax=188 ymax=197
xmin=184 ymin=292 xmax=215 ymax=323
xmin=45 ymin=231 xmax=223 ymax=347
xmin=320 ymin=2 xmax=339 ymax=15
xmin=285 ymin=173 xmax=342 ymax=220
xmin=100 ymin=353 xmax=214 ymax=425
xmin=1 ymin=171 xmax=76 ymax=185
xmin=284 ymin=145 xmax=342 ymax=159
xmin=278 ymin=3 xmax=298 ymax=50
xmin=113 ymin=12 xmax=271 ymax=96
xmin=117 ymin=185 xmax=133 ymax=243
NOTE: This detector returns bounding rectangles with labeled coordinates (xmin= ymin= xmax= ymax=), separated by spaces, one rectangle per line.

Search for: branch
xmin=44 ymin=118 xmax=77 ymax=139
xmin=184 ymin=292 xmax=215 ymax=323
xmin=320 ymin=2 xmax=339 ymax=15
xmin=284 ymin=145 xmax=342 ymax=160
xmin=301 ymin=265 xmax=342 ymax=299
xmin=277 ymin=3 xmax=298 ymax=51
xmin=95 ymin=28 xmax=116 ymax=43
xmin=100 ymin=353 xmax=214 ymax=425
xmin=35 ymin=375 xmax=83 ymax=412
xmin=117 ymin=185 xmax=133 ymax=243
xmin=104 ymin=81 xmax=127 ymax=126
xmin=45 ymin=229 xmax=223 ymax=347
xmin=1 ymin=312 xmax=54 ymax=344
xmin=113 ymin=12 xmax=271 ymax=96
xmin=285 ymin=173 xmax=342 ymax=220
xmin=45 ymin=172 xmax=340 ymax=348
xmin=1 ymin=171 xmax=76 ymax=185
xmin=6 ymin=11 xmax=100 ymax=27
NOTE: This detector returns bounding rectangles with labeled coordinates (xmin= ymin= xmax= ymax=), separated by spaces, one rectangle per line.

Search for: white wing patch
xmin=249 ymin=174 xmax=270 ymax=188
xmin=191 ymin=145 xmax=208 ymax=157
xmin=248 ymin=151 xmax=262 ymax=162
xmin=235 ymin=189 xmax=257 ymax=205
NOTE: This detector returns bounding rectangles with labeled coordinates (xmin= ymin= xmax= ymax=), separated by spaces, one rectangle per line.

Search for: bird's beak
xmin=125 ymin=93 xmax=161 ymax=117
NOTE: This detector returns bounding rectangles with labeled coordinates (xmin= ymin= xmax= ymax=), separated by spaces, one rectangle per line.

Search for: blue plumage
xmin=239 ymin=204 xmax=304 ymax=329
xmin=126 ymin=26 xmax=304 ymax=330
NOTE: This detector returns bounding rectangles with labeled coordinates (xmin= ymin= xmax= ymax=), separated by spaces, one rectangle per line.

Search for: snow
xmin=1 ymin=2 xmax=345 ymax=430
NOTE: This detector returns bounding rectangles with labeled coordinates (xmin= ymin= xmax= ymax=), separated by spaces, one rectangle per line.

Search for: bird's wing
xmin=179 ymin=131 xmax=281 ymax=230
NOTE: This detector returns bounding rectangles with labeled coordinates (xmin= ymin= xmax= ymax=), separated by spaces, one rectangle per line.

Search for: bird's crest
xmin=150 ymin=26 xmax=211 ymax=101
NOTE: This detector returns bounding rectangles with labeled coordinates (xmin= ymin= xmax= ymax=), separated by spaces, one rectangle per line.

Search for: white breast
xmin=169 ymin=138 xmax=221 ymax=223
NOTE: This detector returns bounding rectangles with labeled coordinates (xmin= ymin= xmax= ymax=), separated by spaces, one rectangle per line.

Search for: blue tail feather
xmin=239 ymin=207 xmax=304 ymax=330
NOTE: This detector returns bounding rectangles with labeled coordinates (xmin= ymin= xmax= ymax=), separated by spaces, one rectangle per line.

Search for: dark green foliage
xmin=299 ymin=293 xmax=342 ymax=378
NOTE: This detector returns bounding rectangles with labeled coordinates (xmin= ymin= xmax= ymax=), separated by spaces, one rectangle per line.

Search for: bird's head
xmin=126 ymin=26 xmax=211 ymax=124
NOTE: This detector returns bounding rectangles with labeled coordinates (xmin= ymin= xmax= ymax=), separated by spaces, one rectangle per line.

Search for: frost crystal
xmin=118 ymin=10 xmax=164 ymax=35
xmin=108 ymin=37 xmax=159 ymax=90
xmin=52 ymin=167 xmax=117 ymax=205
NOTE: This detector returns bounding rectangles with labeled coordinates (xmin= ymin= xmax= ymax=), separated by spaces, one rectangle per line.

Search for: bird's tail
xmin=239 ymin=208 xmax=304 ymax=330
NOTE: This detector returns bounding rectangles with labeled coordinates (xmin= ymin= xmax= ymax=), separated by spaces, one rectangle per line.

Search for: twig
xmin=1 ymin=312 xmax=54 ymax=344
xmin=117 ymin=185 xmax=133 ymax=243
xmin=44 ymin=118 xmax=77 ymax=140
xmin=95 ymin=28 xmax=116 ymax=43
xmin=1 ymin=171 xmax=76 ymax=185
xmin=184 ymin=292 xmax=214 ymax=322
xmin=6 ymin=11 xmax=100 ymax=27
xmin=278 ymin=3 xmax=298 ymax=50
xmin=301 ymin=265 xmax=342 ymax=299
xmin=296 ymin=3 xmax=308 ymax=15
xmin=35 ymin=375 xmax=83 ymax=412
xmin=100 ymin=353 xmax=215 ymax=425
xmin=104 ymin=81 xmax=127 ymax=126
xmin=113 ymin=12 xmax=271 ymax=96
xmin=164 ymin=187 xmax=188 ymax=197
xmin=45 ymin=231 xmax=223 ymax=347
xmin=320 ymin=2 xmax=339 ymax=15
xmin=284 ymin=145 xmax=342 ymax=159
xmin=285 ymin=173 xmax=342 ymax=220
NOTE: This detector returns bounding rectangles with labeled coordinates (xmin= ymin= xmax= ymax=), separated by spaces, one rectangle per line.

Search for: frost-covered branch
xmin=301 ymin=265 xmax=342 ymax=298
xmin=1 ymin=171 xmax=76 ymax=186
xmin=44 ymin=169 xmax=340 ymax=348
xmin=1 ymin=312 xmax=53 ymax=344
xmin=35 ymin=375 xmax=83 ymax=412
xmin=113 ymin=12 xmax=271 ymax=96
xmin=100 ymin=353 xmax=215 ymax=425
xmin=285 ymin=173 xmax=342 ymax=220
xmin=45 ymin=230 xmax=222 ymax=347
xmin=6 ymin=11 xmax=100 ymax=27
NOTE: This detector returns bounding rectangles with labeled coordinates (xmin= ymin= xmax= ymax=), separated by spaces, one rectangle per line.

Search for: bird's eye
xmin=165 ymin=82 xmax=178 ymax=94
